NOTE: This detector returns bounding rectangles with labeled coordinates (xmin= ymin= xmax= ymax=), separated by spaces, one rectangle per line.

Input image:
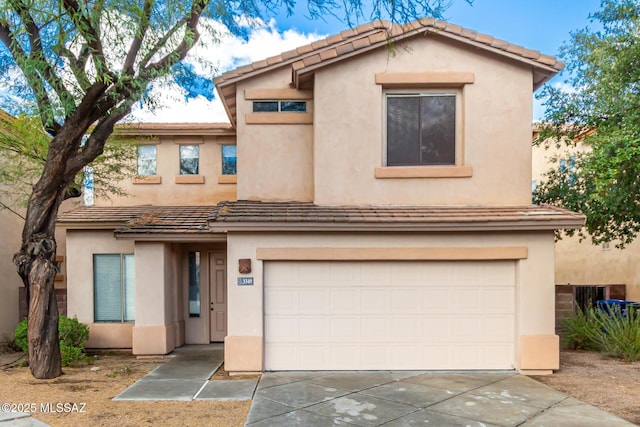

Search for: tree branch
xmin=123 ymin=0 xmax=154 ymax=75
xmin=61 ymin=0 xmax=112 ymax=81
xmin=0 ymin=19 xmax=62 ymax=136
xmin=9 ymin=0 xmax=76 ymax=117
xmin=141 ymin=0 xmax=209 ymax=75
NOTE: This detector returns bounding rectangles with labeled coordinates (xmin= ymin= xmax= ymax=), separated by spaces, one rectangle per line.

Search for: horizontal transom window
xmin=253 ymin=101 xmax=307 ymax=113
xmin=386 ymin=93 xmax=456 ymax=167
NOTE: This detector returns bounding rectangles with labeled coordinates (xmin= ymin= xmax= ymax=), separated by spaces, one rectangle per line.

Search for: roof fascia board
xmin=208 ymin=219 xmax=585 ymax=232
xmin=294 ymin=27 xmax=560 ymax=88
xmin=114 ymin=233 xmax=227 ymax=242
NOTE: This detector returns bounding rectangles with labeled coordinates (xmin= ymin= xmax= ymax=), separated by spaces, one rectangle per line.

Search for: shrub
xmin=14 ymin=316 xmax=90 ymax=366
xmin=559 ymin=303 xmax=640 ymax=362
xmin=558 ymin=305 xmax=600 ymax=350
xmin=591 ymin=304 xmax=640 ymax=362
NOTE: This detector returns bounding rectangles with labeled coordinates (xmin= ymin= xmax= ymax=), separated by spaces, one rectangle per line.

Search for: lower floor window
xmin=94 ymin=254 xmax=135 ymax=322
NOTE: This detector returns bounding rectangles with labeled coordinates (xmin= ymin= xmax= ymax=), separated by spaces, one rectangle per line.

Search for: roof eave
xmin=208 ymin=218 xmax=585 ymax=233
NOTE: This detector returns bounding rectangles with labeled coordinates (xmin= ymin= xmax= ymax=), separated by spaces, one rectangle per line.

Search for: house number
xmin=237 ymin=277 xmax=254 ymax=286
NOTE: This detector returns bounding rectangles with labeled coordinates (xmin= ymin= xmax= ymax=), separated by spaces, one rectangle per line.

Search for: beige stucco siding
xmin=66 ymin=230 xmax=135 ymax=348
xmin=95 ymin=134 xmax=237 ymax=206
xmin=532 ymin=142 xmax=640 ymax=301
xmin=236 ymin=71 xmax=314 ymax=201
xmin=0 ymin=210 xmax=23 ymax=336
xmin=311 ymin=37 xmax=533 ymax=205
xmin=225 ymin=230 xmax=557 ymax=371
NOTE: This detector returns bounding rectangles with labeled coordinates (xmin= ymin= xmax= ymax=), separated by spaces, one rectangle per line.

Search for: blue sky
xmin=134 ymin=0 xmax=603 ymax=123
xmin=272 ymin=0 xmax=601 ymax=58
xmin=0 ymin=1 xmax=604 ymax=123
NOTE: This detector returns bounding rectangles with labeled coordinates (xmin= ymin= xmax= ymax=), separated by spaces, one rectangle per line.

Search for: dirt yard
xmin=1 ymin=349 xmax=639 ymax=426
xmin=533 ymin=350 xmax=640 ymax=425
xmin=0 ymin=351 xmax=251 ymax=427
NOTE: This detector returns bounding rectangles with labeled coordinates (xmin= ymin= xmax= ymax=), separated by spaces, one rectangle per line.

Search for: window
xmin=386 ymin=93 xmax=456 ymax=166
xmin=137 ymin=145 xmax=157 ymax=176
xmin=180 ymin=145 xmax=199 ymax=175
xmin=94 ymin=254 xmax=135 ymax=322
xmin=188 ymin=252 xmax=200 ymax=317
xmin=222 ymin=145 xmax=237 ymax=175
xmin=253 ymin=101 xmax=307 ymax=113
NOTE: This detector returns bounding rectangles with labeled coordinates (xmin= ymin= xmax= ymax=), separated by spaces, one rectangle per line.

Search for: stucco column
xmin=132 ymin=241 xmax=177 ymax=355
xmin=517 ymin=232 xmax=559 ymax=373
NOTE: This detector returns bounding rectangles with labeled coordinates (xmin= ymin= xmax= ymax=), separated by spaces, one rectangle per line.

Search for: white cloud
xmin=129 ymin=18 xmax=324 ymax=123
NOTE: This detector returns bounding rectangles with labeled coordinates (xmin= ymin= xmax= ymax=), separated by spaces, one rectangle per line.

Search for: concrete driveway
xmin=246 ymin=371 xmax=635 ymax=426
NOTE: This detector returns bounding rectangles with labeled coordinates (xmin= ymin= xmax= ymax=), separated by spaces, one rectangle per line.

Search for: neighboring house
xmin=0 ymin=110 xmax=77 ymax=337
xmin=57 ymin=18 xmax=584 ymax=375
xmin=0 ymin=110 xmax=24 ymax=337
xmin=532 ymin=131 xmax=640 ymax=302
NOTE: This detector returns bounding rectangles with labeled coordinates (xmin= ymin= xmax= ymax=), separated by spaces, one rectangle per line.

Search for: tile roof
xmin=114 ymin=122 xmax=235 ymax=136
xmin=214 ymin=18 xmax=564 ymax=126
xmin=57 ymin=205 xmax=215 ymax=236
xmin=57 ymin=201 xmax=584 ymax=235
xmin=209 ymin=201 xmax=585 ymax=231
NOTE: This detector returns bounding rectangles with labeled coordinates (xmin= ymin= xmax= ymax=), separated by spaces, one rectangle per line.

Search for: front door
xmin=209 ymin=252 xmax=227 ymax=342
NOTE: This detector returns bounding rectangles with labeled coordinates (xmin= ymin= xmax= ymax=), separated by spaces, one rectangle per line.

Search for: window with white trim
xmin=137 ymin=145 xmax=157 ymax=176
xmin=94 ymin=254 xmax=135 ymax=322
xmin=386 ymin=93 xmax=456 ymax=166
xmin=179 ymin=145 xmax=199 ymax=175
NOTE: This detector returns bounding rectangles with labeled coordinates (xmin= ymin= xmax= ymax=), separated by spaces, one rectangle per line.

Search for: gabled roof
xmin=214 ymin=18 xmax=564 ymax=127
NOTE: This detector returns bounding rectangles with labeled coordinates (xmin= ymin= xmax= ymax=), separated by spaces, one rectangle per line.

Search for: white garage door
xmin=264 ymin=260 xmax=515 ymax=370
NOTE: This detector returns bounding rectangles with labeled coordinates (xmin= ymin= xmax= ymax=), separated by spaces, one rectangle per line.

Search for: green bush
xmin=591 ymin=305 xmax=640 ymax=362
xmin=559 ymin=303 xmax=640 ymax=362
xmin=558 ymin=305 xmax=600 ymax=350
xmin=14 ymin=316 xmax=90 ymax=366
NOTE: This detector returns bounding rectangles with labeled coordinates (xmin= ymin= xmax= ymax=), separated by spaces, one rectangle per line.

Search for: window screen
xmin=94 ymin=254 xmax=135 ymax=322
xmin=387 ymin=94 xmax=456 ymax=166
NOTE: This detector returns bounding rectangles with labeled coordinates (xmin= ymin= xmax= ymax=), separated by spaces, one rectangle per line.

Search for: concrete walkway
xmin=247 ymin=371 xmax=636 ymax=426
xmin=114 ymin=344 xmax=258 ymax=402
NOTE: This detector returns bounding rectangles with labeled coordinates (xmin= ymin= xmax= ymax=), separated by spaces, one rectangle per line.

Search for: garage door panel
xmin=265 ymin=261 xmax=515 ymax=370
xmin=360 ymin=263 xmax=392 ymax=284
xmin=330 ymin=289 xmax=360 ymax=314
xmin=299 ymin=289 xmax=330 ymax=313
xmin=391 ymin=289 xmax=420 ymax=312
xmin=390 ymin=263 xmax=421 ymax=284
xmin=299 ymin=317 xmax=330 ymax=341
xmin=265 ymin=317 xmax=299 ymax=341
xmin=265 ymin=288 xmax=298 ymax=314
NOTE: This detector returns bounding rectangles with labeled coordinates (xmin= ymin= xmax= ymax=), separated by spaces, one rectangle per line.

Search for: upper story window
xmin=179 ymin=145 xmax=199 ymax=175
xmin=386 ymin=93 xmax=456 ymax=166
xmin=222 ymin=145 xmax=237 ymax=175
xmin=253 ymin=101 xmax=307 ymax=113
xmin=137 ymin=145 xmax=157 ymax=176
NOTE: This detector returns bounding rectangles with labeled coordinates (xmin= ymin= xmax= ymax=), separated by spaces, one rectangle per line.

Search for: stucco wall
xmin=234 ymin=35 xmax=534 ymax=205
xmin=236 ymin=70 xmax=314 ymax=202
xmin=225 ymin=230 xmax=557 ymax=371
xmin=0 ymin=209 xmax=23 ymax=336
xmin=66 ymin=230 xmax=134 ymax=348
xmin=94 ymin=134 xmax=237 ymax=206
xmin=532 ymin=141 xmax=640 ymax=301
xmin=313 ymin=37 xmax=533 ymax=205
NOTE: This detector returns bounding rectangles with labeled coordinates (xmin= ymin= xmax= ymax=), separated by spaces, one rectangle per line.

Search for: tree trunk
xmin=27 ymin=252 xmax=61 ymax=378
xmin=14 ymin=187 xmax=66 ymax=379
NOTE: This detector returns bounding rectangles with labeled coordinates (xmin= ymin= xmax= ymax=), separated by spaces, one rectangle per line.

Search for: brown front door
xmin=209 ymin=252 xmax=227 ymax=342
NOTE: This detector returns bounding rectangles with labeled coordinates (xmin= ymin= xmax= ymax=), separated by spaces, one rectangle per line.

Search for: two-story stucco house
xmin=58 ymin=18 xmax=584 ymax=375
